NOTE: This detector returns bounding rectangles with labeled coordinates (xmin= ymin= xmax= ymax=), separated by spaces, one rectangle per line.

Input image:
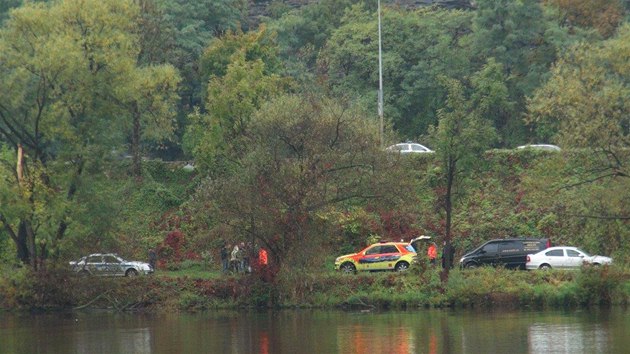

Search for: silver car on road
xmin=70 ymin=253 xmax=154 ymax=276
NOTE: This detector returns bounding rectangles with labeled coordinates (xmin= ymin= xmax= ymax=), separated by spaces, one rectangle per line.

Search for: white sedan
xmin=526 ymin=246 xmax=612 ymax=270
xmin=516 ymin=144 xmax=561 ymax=151
xmin=386 ymin=143 xmax=434 ymax=154
xmin=70 ymin=253 xmax=154 ymax=276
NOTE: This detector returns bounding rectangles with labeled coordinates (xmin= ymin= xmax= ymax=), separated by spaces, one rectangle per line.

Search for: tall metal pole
xmin=377 ymin=0 xmax=384 ymax=147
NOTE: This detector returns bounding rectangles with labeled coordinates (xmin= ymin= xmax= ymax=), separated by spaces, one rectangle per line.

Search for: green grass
xmin=156 ymin=267 xmax=225 ymax=280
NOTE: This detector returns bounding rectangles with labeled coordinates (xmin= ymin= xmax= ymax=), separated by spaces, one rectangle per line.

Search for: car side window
xmin=103 ymin=255 xmax=121 ymax=263
xmin=381 ymin=245 xmax=398 ymax=254
xmin=566 ymin=250 xmax=581 ymax=257
xmin=482 ymin=243 xmax=498 ymax=253
xmin=87 ymin=256 xmax=101 ymax=263
xmin=545 ymin=250 xmax=564 ymax=257
xmin=523 ymin=241 xmax=543 ymax=252
xmin=499 ymin=241 xmax=521 ymax=253
xmin=365 ymin=246 xmax=381 ymax=255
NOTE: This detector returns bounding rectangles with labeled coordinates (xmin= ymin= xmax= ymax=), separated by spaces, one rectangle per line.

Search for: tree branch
xmin=559 ymin=172 xmax=622 ymax=190
xmin=559 ymin=213 xmax=630 ymax=221
xmin=0 ymin=213 xmax=19 ymax=243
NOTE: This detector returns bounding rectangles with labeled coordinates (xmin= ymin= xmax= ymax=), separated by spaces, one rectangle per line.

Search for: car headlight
xmin=459 ymin=257 xmax=464 ymax=263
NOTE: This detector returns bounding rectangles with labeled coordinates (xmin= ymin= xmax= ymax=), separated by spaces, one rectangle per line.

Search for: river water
xmin=1 ymin=308 xmax=629 ymax=353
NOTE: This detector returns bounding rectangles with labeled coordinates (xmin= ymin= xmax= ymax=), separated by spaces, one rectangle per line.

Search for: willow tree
xmin=0 ymin=0 xmax=179 ymax=267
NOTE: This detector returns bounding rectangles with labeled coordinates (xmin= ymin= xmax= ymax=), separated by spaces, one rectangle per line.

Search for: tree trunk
xmin=14 ymin=145 xmax=35 ymax=267
xmin=17 ymin=220 xmax=36 ymax=268
xmin=17 ymin=144 xmax=24 ymax=180
xmin=441 ymin=156 xmax=455 ymax=282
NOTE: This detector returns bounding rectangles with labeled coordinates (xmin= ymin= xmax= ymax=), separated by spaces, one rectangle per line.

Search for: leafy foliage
xmin=190 ymin=93 xmax=408 ymax=274
xmin=186 ymin=26 xmax=292 ymax=174
xmin=543 ymin=0 xmax=626 ymax=38
xmin=1 ymin=0 xmax=630 ymax=280
xmin=320 ymin=6 xmax=475 ymax=139
xmin=0 ymin=0 xmax=179 ymax=266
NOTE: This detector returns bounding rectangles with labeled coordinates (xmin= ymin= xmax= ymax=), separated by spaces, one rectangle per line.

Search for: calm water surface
xmin=1 ymin=308 xmax=629 ymax=353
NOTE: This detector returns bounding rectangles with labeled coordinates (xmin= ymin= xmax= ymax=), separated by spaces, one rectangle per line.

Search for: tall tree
xmin=186 ymin=26 xmax=290 ymax=174
xmin=195 ymin=94 xmax=397 ymax=273
xmin=470 ymin=0 xmax=557 ymax=145
xmin=122 ymin=66 xmax=181 ymax=179
xmin=428 ymin=76 xmax=496 ymax=279
xmin=0 ymin=0 xmax=178 ymax=266
xmin=155 ymin=0 xmax=247 ymax=108
xmin=268 ymin=0 xmax=361 ymax=82
xmin=198 ymin=26 xmax=282 ymax=94
xmin=527 ymin=24 xmax=630 ymax=180
xmin=319 ymin=5 xmax=474 ymax=139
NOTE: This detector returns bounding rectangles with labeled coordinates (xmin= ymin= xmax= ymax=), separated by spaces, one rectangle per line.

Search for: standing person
xmin=148 ymin=248 xmax=157 ymax=270
xmin=239 ymin=242 xmax=249 ymax=273
xmin=230 ymin=244 xmax=240 ymax=273
xmin=428 ymin=242 xmax=437 ymax=266
xmin=258 ymin=247 xmax=268 ymax=267
xmin=258 ymin=247 xmax=269 ymax=282
xmin=220 ymin=243 xmax=229 ymax=273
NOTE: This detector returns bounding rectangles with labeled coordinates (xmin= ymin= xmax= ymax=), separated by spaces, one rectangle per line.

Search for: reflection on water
xmin=0 ymin=309 xmax=628 ymax=353
xmin=529 ymin=323 xmax=607 ymax=354
xmin=337 ymin=323 xmax=414 ymax=353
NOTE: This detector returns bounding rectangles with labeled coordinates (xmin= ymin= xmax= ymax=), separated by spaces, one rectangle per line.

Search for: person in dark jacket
xmin=148 ymin=248 xmax=157 ymax=270
xmin=220 ymin=244 xmax=229 ymax=273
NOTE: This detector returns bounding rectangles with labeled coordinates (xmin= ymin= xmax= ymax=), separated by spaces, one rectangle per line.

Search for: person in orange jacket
xmin=427 ymin=243 xmax=437 ymax=266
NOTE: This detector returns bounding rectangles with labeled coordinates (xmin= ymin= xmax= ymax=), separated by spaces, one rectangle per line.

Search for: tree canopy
xmin=1 ymin=0 xmax=629 ymax=270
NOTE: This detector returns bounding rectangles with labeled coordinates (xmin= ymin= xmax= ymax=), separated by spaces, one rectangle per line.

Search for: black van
xmin=459 ymin=238 xmax=551 ymax=269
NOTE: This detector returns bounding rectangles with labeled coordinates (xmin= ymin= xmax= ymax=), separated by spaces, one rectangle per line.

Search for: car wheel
xmin=539 ymin=264 xmax=551 ymax=270
xmin=395 ymin=261 xmax=410 ymax=272
xmin=79 ymin=270 xmax=90 ymax=277
xmin=340 ymin=262 xmax=356 ymax=274
xmin=125 ymin=269 xmax=139 ymax=277
xmin=464 ymin=262 xmax=478 ymax=269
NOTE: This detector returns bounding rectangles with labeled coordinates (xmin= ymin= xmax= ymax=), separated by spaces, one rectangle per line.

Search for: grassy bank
xmin=1 ymin=264 xmax=629 ymax=312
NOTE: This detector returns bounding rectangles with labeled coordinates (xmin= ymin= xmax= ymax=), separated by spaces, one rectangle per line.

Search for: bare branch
xmin=559 ymin=213 xmax=630 ymax=221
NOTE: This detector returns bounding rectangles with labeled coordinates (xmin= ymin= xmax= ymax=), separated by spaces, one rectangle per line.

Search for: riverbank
xmin=1 ymin=265 xmax=629 ymax=312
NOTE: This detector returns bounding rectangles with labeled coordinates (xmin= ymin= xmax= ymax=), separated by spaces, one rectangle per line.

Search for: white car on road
xmin=516 ymin=144 xmax=561 ymax=151
xmin=526 ymin=246 xmax=612 ymax=270
xmin=386 ymin=143 xmax=434 ymax=154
